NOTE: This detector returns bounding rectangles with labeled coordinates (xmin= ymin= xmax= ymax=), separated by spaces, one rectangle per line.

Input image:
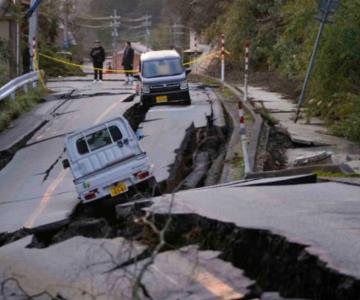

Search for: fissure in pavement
xmin=0 ymin=94 xmax=143 ymax=247
xmin=166 ymin=104 xmax=229 ymax=192
xmin=19 ymin=200 xmax=360 ymax=300
xmin=259 ymin=124 xmax=330 ymax=173
xmin=0 ymin=90 xmax=77 ymax=173
xmin=0 ymin=120 xmax=48 ymax=171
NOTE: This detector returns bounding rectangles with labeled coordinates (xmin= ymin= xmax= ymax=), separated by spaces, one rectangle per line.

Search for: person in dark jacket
xmin=90 ymin=40 xmax=106 ymax=82
xmin=122 ymin=41 xmax=134 ymax=84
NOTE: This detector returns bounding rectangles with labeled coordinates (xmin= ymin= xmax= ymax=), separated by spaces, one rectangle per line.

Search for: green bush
xmin=39 ymin=47 xmax=85 ymax=77
xmin=0 ymin=38 xmax=11 ymax=85
xmin=331 ymin=95 xmax=360 ymax=142
xmin=0 ymin=64 xmax=8 ymax=86
xmin=201 ymin=0 xmax=360 ymax=143
xmin=0 ymin=88 xmax=46 ymax=132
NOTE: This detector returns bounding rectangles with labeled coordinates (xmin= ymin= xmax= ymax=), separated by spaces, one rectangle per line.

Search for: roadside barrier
xmin=0 ymin=71 xmax=41 ymax=102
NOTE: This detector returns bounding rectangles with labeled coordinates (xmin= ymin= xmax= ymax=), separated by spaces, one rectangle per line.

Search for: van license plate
xmin=110 ymin=182 xmax=128 ymax=197
xmin=156 ymin=96 xmax=168 ymax=103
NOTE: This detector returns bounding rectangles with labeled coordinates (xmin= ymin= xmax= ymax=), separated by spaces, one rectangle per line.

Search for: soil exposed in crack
xmin=20 ymin=200 xmax=360 ymax=300
xmin=120 ymin=211 xmax=360 ymax=300
xmin=166 ymin=105 xmax=229 ymax=192
xmin=260 ymin=124 xmax=329 ymax=172
xmin=2 ymin=92 xmax=357 ymax=299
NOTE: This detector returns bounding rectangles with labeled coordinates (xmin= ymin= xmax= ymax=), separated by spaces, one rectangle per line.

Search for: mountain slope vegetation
xmin=169 ymin=0 xmax=360 ymax=142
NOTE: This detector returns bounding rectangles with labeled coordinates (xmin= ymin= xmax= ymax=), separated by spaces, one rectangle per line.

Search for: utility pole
xmin=111 ymin=9 xmax=120 ymax=67
xmin=143 ymin=14 xmax=151 ymax=51
xmin=63 ymin=0 xmax=69 ymax=49
xmin=28 ymin=0 xmax=38 ymax=71
xmin=295 ymin=0 xmax=340 ymax=122
xmin=172 ymin=22 xmax=184 ymax=51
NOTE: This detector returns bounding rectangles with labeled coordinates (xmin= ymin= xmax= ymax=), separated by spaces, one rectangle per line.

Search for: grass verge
xmin=315 ymin=170 xmax=360 ymax=178
xmin=229 ymin=144 xmax=245 ymax=180
xmin=0 ymin=88 xmax=47 ymax=132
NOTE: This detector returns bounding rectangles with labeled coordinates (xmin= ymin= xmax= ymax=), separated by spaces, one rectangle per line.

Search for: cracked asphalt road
xmin=141 ymin=84 xmax=225 ymax=183
xmin=0 ymin=77 xmax=135 ymax=232
xmin=0 ymin=77 xmax=225 ymax=233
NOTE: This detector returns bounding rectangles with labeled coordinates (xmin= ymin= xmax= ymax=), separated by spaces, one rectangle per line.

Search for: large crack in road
xmin=2 ymin=85 xmax=351 ymax=299
xmin=12 ymin=196 xmax=360 ymax=299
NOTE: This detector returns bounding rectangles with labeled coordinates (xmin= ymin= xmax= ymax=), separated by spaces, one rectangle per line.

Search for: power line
xmin=77 ymin=24 xmax=113 ymax=29
xmin=76 ymin=14 xmax=150 ymax=23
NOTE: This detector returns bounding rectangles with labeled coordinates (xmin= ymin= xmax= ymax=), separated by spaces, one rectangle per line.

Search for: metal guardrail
xmin=0 ymin=71 xmax=40 ymax=102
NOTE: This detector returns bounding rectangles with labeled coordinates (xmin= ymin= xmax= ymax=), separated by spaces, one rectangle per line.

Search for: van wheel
xmin=184 ymin=93 xmax=191 ymax=105
xmin=141 ymin=95 xmax=150 ymax=109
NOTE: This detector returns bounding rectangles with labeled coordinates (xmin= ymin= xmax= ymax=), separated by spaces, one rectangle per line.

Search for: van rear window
xmin=76 ymin=126 xmax=123 ymax=155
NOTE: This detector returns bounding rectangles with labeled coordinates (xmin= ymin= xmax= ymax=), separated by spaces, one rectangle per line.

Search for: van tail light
xmin=134 ymin=171 xmax=150 ymax=180
xmin=84 ymin=189 xmax=98 ymax=201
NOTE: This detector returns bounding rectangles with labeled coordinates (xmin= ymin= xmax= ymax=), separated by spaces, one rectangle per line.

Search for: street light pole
xmin=294 ymin=0 xmax=337 ymax=123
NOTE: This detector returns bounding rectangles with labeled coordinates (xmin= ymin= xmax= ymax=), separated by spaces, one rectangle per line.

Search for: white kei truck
xmin=62 ymin=117 xmax=157 ymax=203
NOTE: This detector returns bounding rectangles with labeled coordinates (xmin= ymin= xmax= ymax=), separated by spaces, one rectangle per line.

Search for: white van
xmin=135 ymin=50 xmax=192 ymax=107
xmin=62 ymin=117 xmax=156 ymax=203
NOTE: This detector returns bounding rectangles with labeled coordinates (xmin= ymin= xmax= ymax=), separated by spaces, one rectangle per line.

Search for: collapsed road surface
xmin=0 ymin=76 xmax=136 ymax=232
xmin=145 ymin=179 xmax=360 ymax=299
xmin=0 ymin=76 xmax=226 ymax=232
xmin=1 ymin=175 xmax=360 ymax=299
xmin=3 ymin=75 xmax=360 ymax=299
xmin=140 ymin=84 xmax=226 ymax=187
xmin=0 ymin=75 xmax=235 ymax=299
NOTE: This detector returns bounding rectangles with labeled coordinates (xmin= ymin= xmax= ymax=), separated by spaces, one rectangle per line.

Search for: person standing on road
xmin=122 ymin=41 xmax=134 ymax=85
xmin=90 ymin=40 xmax=106 ymax=82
